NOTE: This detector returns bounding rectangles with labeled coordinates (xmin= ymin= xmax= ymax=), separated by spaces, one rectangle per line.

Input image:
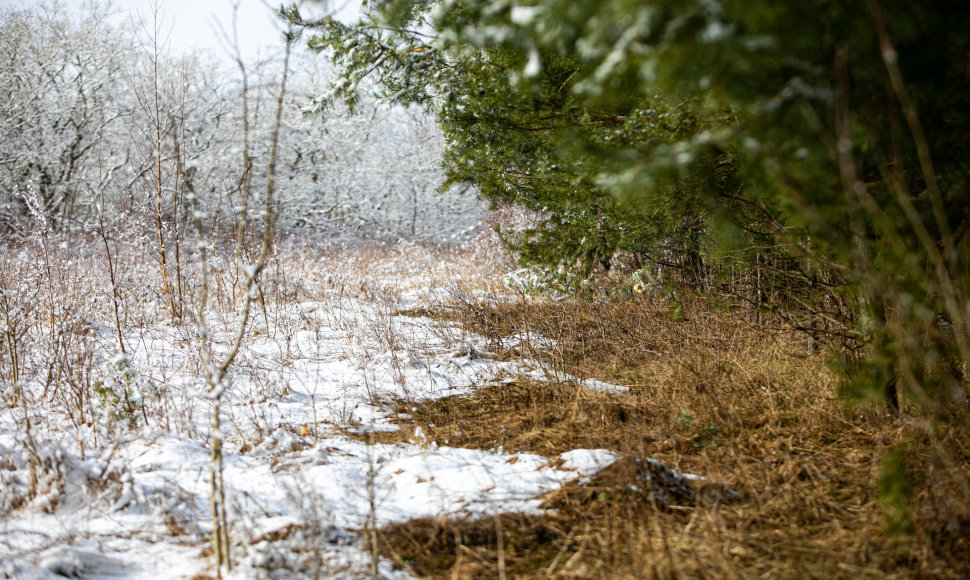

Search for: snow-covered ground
xmin=0 ymin=248 xmax=622 ymax=579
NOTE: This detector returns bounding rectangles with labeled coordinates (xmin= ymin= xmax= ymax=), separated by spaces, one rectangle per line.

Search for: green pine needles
xmin=287 ymin=0 xmax=969 ymax=416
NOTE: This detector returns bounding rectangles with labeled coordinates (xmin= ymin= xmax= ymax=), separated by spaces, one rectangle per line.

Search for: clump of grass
xmin=377 ymin=291 xmax=970 ymax=578
xmin=379 ymin=513 xmax=563 ymax=579
xmin=363 ymin=379 xmax=658 ymax=456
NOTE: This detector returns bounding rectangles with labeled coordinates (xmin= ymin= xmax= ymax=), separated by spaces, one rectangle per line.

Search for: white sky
xmin=114 ymin=0 xmax=288 ymax=62
xmin=0 ymin=0 xmax=357 ymax=63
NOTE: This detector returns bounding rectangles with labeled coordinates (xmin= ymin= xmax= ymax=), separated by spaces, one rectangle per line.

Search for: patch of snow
xmin=0 ymin=251 xmax=666 ymax=578
xmin=523 ymin=48 xmax=542 ymax=78
xmin=559 ymin=449 xmax=621 ymax=476
xmin=510 ymin=5 xmax=539 ymax=25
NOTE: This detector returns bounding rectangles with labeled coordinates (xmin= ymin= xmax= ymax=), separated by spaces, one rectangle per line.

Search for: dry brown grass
xmin=375 ymin=292 xmax=970 ymax=579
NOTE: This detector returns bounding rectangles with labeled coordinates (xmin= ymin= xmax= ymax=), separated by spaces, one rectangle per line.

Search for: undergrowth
xmin=378 ymin=292 xmax=970 ymax=578
xmin=1 ymin=230 xmax=966 ymax=578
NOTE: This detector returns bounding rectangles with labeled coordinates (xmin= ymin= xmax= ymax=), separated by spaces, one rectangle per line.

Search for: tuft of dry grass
xmin=376 ymin=292 xmax=970 ymax=578
xmin=364 ymin=379 xmax=657 ymax=456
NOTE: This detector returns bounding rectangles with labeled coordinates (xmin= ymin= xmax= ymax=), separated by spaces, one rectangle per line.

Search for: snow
xmin=510 ymin=6 xmax=539 ymax=25
xmin=0 ymin=255 xmax=629 ymax=578
xmin=523 ymin=48 xmax=542 ymax=78
xmin=559 ymin=449 xmax=622 ymax=476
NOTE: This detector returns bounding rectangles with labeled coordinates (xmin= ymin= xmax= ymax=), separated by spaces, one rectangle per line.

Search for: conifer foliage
xmin=295 ymin=0 xmax=969 ymax=411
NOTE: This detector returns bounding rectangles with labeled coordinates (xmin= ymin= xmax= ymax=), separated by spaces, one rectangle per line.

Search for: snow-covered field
xmin=0 ymin=244 xmax=623 ymax=579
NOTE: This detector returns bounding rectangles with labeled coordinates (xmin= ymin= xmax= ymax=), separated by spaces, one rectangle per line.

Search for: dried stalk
xmin=197 ymin=22 xmax=296 ymax=576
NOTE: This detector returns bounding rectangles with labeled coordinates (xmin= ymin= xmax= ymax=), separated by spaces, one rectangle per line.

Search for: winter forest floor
xmin=1 ymin=237 xmax=968 ymax=579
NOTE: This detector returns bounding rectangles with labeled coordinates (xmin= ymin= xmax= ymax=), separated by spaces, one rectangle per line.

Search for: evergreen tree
xmin=292 ymin=0 xmax=969 ymax=410
xmin=290 ymin=2 xmax=742 ymax=285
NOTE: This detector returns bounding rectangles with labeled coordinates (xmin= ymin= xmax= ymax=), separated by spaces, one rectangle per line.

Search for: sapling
xmin=189 ymin=14 xmax=297 ymax=575
xmin=143 ymin=1 xmax=180 ymax=321
xmin=364 ymin=433 xmax=380 ymax=576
